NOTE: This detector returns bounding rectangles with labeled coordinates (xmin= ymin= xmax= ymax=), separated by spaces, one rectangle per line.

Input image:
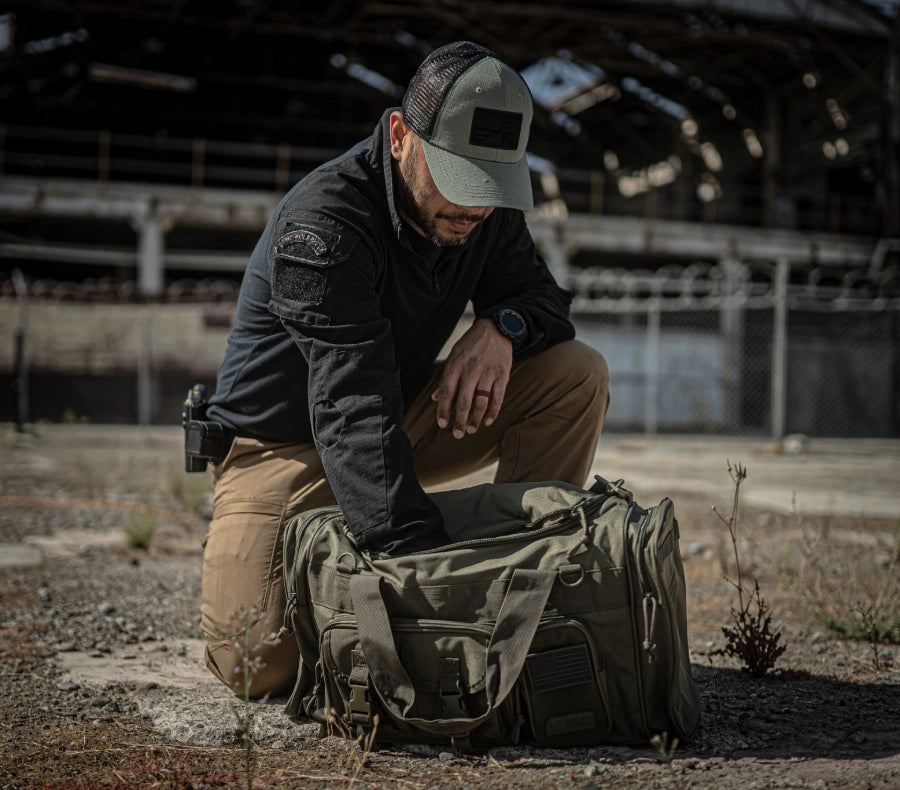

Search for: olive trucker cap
xmin=402 ymin=41 xmax=534 ymax=211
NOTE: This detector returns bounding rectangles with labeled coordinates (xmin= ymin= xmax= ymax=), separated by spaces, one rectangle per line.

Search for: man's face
xmin=393 ymin=118 xmax=494 ymax=247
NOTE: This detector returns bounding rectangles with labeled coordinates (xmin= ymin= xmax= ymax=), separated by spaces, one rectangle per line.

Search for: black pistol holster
xmin=182 ymin=384 xmax=228 ymax=472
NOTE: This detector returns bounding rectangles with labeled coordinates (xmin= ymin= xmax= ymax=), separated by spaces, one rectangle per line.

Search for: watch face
xmin=499 ymin=310 xmax=526 ymax=337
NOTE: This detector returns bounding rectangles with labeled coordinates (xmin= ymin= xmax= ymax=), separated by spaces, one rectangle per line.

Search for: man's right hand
xmin=431 ymin=318 xmax=513 ymax=439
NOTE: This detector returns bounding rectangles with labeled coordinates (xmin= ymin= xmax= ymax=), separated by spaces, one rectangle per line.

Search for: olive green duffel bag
xmin=282 ymin=476 xmax=700 ymax=750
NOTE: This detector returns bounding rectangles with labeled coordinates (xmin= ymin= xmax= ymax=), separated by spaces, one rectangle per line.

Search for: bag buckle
xmin=589 ymin=474 xmax=634 ymax=503
xmin=439 ymin=656 xmax=467 ymax=718
xmin=347 ymin=650 xmax=373 ymax=725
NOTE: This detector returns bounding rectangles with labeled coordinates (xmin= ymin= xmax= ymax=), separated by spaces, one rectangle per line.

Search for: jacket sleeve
xmin=471 ymin=210 xmax=575 ymax=359
xmin=266 ymin=208 xmax=448 ymax=554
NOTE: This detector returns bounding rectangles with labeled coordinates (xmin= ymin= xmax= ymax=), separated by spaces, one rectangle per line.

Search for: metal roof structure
xmin=1 ymin=2 xmax=899 ymax=437
xmin=1 ymin=0 xmax=898 ymax=263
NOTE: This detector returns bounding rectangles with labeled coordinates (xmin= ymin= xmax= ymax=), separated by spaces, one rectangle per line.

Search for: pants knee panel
xmin=543 ymin=340 xmax=610 ymax=408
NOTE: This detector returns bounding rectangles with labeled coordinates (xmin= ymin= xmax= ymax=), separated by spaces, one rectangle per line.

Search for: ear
xmin=389 ymin=111 xmax=411 ymax=161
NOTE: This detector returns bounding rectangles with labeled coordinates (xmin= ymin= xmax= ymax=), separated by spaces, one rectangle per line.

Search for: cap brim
xmin=422 ymin=140 xmax=534 ymax=212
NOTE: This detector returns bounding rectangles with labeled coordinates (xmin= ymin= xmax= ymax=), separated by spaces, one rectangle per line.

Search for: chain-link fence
xmin=571 ymin=260 xmax=900 ymax=438
xmin=2 ymin=262 xmax=898 ymax=437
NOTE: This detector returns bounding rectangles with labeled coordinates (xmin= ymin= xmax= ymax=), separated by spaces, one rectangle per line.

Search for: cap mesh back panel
xmin=402 ymin=42 xmax=491 ymax=140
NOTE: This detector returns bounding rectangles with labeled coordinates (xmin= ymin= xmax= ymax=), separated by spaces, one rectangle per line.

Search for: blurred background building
xmin=1 ymin=0 xmax=898 ymax=437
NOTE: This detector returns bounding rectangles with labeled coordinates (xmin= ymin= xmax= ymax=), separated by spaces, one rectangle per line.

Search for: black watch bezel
xmin=494 ymin=309 xmax=527 ymax=346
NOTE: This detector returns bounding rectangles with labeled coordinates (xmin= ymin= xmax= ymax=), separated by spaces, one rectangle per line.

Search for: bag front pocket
xmin=521 ymin=618 xmax=611 ymax=746
xmin=320 ymin=618 xmax=521 ymax=746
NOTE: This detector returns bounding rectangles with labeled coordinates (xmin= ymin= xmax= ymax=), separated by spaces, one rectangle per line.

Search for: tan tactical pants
xmin=200 ymin=339 xmax=610 ymax=697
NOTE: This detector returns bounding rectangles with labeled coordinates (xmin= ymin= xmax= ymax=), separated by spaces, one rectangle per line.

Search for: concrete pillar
xmin=539 ymin=223 xmax=571 ymax=289
xmin=720 ymin=258 xmax=745 ymax=432
xmin=137 ymin=309 xmax=153 ymax=425
xmin=884 ymin=12 xmax=900 ymax=237
xmin=771 ymin=258 xmax=790 ymax=441
xmin=644 ymin=299 xmax=661 ymax=437
xmin=132 ymin=208 xmax=174 ymax=298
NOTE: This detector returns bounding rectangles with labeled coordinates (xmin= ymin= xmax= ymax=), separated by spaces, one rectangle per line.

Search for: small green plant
xmin=230 ymin=607 xmax=283 ymax=790
xmin=650 ymin=730 xmax=679 ymax=764
xmin=123 ymin=509 xmax=156 ymax=549
xmin=166 ymin=470 xmax=210 ymax=513
xmin=799 ymin=524 xmax=900 ymax=669
xmin=326 ymin=707 xmax=380 ymax=785
xmin=712 ymin=461 xmax=786 ymax=677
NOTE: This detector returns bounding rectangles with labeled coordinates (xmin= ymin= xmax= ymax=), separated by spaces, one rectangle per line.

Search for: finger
xmin=432 ymin=365 xmax=461 ymax=431
xmin=483 ymin=377 xmax=507 ymax=427
xmin=464 ymin=388 xmax=494 ymax=434
xmin=452 ymin=386 xmax=476 ymax=439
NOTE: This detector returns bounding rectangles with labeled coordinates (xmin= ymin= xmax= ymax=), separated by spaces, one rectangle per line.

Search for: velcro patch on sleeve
xmin=269 ymin=215 xmax=358 ymax=308
xmin=272 ymin=259 xmax=327 ymax=304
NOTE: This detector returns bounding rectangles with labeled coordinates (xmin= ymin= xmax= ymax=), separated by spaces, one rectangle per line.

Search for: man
xmin=198 ymin=41 xmax=610 ymax=697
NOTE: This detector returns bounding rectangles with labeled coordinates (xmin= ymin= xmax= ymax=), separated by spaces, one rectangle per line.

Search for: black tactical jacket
xmin=207 ymin=109 xmax=575 ymax=552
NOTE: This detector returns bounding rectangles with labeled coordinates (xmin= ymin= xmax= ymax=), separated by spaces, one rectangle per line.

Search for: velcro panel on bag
xmin=522 ymin=624 xmax=611 ymax=747
xmin=525 ymin=643 xmax=593 ymax=693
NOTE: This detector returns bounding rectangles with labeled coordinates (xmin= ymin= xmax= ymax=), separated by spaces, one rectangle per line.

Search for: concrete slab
xmin=57 ymin=639 xmax=319 ymax=746
xmin=590 ymin=435 xmax=900 ymax=520
xmin=0 ymin=542 xmax=43 ymax=569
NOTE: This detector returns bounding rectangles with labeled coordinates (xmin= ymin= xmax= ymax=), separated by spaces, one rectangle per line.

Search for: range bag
xmin=282 ymin=476 xmax=700 ymax=749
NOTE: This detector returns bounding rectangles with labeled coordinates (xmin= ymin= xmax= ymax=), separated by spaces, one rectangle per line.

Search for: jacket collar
xmin=375 ymin=107 xmax=484 ymax=259
xmin=376 ymin=108 xmax=413 ymax=250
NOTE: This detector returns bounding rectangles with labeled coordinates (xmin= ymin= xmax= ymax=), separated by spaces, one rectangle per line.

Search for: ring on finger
xmin=475 ymin=389 xmax=492 ymax=399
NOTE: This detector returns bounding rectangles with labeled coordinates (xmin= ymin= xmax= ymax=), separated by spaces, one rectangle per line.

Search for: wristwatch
xmin=493 ymin=308 xmax=527 ymax=348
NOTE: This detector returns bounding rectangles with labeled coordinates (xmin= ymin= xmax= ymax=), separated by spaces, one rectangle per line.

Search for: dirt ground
xmin=1 ymin=424 xmax=898 ymax=789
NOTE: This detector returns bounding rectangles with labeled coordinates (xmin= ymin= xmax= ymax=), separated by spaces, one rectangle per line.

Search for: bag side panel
xmin=282 ymin=506 xmax=350 ymax=721
xmin=636 ymin=500 xmax=701 ymax=740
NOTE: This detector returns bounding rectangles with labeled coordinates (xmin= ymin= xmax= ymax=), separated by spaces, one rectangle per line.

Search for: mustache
xmin=437 ymin=211 xmax=487 ymax=224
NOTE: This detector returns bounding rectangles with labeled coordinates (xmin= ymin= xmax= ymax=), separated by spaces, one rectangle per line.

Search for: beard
xmin=395 ymin=144 xmax=486 ymax=247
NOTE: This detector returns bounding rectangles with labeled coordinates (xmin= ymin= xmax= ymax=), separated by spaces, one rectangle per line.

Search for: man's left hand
xmin=431 ymin=318 xmax=512 ymax=439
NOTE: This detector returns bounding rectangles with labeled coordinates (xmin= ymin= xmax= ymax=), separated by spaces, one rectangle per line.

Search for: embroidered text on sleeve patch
xmin=275 ymin=228 xmax=329 ymax=264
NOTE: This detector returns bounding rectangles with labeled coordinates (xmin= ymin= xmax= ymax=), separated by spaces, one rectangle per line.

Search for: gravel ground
xmin=1 ymin=424 xmax=899 ymax=789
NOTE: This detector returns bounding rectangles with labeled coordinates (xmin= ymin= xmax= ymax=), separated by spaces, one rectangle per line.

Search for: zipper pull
xmin=281 ymin=595 xmax=297 ymax=634
xmin=565 ymin=503 xmax=592 ymax=561
xmin=642 ymin=592 xmax=659 ymax=662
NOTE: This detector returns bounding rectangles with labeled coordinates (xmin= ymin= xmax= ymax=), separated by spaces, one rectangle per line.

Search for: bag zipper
xmin=634 ymin=507 xmax=661 ymax=661
xmin=622 ymin=502 xmax=651 ymax=734
xmin=283 ymin=507 xmax=343 ymax=630
xmin=389 ymin=495 xmax=608 ymax=558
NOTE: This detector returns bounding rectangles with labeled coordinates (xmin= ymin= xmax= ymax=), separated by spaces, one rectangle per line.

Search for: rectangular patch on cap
xmin=469 ymin=107 xmax=522 ymax=150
